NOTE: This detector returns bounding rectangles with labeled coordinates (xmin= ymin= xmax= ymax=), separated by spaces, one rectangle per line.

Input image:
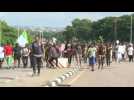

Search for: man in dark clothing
xmin=31 ymin=36 xmax=44 ymax=76
xmin=66 ymin=44 xmax=73 ymax=67
xmin=44 ymin=44 xmax=51 ymax=68
xmin=97 ymin=43 xmax=106 ymax=69
xmin=13 ymin=43 xmax=22 ymax=68
xmin=106 ymin=43 xmax=112 ymax=66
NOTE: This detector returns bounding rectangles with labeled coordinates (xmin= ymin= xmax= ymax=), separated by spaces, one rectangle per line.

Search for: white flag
xmin=17 ymin=35 xmax=28 ymax=47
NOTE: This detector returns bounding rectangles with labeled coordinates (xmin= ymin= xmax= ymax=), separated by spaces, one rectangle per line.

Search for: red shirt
xmin=67 ymin=48 xmax=73 ymax=57
xmin=4 ymin=45 xmax=13 ymax=56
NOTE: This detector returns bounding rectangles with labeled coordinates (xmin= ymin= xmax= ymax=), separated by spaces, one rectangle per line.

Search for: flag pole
xmin=42 ymin=31 xmax=43 ymax=43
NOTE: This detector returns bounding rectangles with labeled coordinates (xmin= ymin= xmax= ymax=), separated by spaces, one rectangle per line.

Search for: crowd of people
xmin=64 ymin=41 xmax=134 ymax=71
xmin=0 ymin=36 xmax=133 ymax=76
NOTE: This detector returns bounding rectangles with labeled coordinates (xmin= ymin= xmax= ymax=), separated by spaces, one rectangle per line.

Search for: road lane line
xmin=68 ymin=70 xmax=86 ymax=85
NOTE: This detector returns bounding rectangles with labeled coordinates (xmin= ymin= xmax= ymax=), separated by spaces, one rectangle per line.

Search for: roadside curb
xmin=43 ymin=66 xmax=80 ymax=87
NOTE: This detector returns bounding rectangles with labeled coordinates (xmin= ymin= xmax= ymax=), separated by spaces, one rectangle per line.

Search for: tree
xmin=91 ymin=17 xmax=115 ymax=42
xmin=72 ymin=18 xmax=92 ymax=41
xmin=0 ymin=20 xmax=18 ymax=45
xmin=62 ymin=18 xmax=92 ymax=42
xmin=62 ymin=26 xmax=75 ymax=42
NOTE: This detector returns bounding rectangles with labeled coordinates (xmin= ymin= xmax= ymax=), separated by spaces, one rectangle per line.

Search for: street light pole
xmin=130 ymin=15 xmax=133 ymax=43
xmin=39 ymin=31 xmax=43 ymax=43
xmin=41 ymin=31 xmax=43 ymax=43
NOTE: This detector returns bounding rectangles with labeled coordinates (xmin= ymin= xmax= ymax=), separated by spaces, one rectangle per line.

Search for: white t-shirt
xmin=0 ymin=46 xmax=4 ymax=58
xmin=128 ymin=47 xmax=134 ymax=55
xmin=118 ymin=45 xmax=123 ymax=53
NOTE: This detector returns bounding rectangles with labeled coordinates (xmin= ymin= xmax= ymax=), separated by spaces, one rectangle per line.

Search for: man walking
xmin=88 ymin=44 xmax=97 ymax=71
xmin=21 ymin=44 xmax=30 ymax=68
xmin=106 ymin=43 xmax=112 ymax=66
xmin=31 ymin=36 xmax=44 ymax=76
xmin=13 ymin=43 xmax=21 ymax=68
xmin=97 ymin=43 xmax=106 ymax=69
xmin=4 ymin=41 xmax=14 ymax=69
xmin=127 ymin=43 xmax=134 ymax=62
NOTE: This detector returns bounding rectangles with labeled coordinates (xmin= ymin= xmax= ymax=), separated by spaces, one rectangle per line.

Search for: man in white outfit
xmin=117 ymin=43 xmax=122 ymax=63
xmin=121 ymin=43 xmax=126 ymax=61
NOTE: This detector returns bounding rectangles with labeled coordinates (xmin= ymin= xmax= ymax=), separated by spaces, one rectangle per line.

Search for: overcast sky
xmin=0 ymin=12 xmax=133 ymax=27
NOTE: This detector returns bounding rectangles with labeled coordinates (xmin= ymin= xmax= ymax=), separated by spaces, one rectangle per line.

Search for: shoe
xmin=91 ymin=69 xmax=94 ymax=71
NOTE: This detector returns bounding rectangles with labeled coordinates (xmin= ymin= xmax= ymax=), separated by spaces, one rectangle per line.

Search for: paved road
xmin=0 ymin=58 xmax=78 ymax=87
xmin=1 ymin=58 xmax=134 ymax=87
xmin=0 ymin=67 xmax=74 ymax=87
xmin=62 ymin=61 xmax=134 ymax=87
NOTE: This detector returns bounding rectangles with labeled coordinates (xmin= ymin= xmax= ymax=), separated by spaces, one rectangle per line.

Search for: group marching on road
xmin=0 ymin=35 xmax=133 ymax=76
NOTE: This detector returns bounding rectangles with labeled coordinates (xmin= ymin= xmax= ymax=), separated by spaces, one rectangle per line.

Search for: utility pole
xmin=114 ymin=18 xmax=117 ymax=42
xmin=130 ymin=15 xmax=133 ymax=43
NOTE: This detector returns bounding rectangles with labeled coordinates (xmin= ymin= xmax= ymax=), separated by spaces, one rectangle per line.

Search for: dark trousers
xmin=48 ymin=57 xmax=58 ymax=67
xmin=128 ymin=55 xmax=133 ymax=62
xmin=122 ymin=54 xmax=125 ymax=61
xmin=45 ymin=55 xmax=50 ymax=68
xmin=22 ymin=56 xmax=28 ymax=68
xmin=106 ymin=55 xmax=110 ymax=66
xmin=0 ymin=59 xmax=4 ymax=68
xmin=17 ymin=58 xmax=21 ymax=68
xmin=32 ymin=56 xmax=42 ymax=74
xmin=0 ymin=62 xmax=2 ymax=68
xmin=98 ymin=55 xmax=105 ymax=69
xmin=30 ymin=55 xmax=33 ymax=68
xmin=68 ymin=56 xmax=72 ymax=64
xmin=14 ymin=56 xmax=21 ymax=68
